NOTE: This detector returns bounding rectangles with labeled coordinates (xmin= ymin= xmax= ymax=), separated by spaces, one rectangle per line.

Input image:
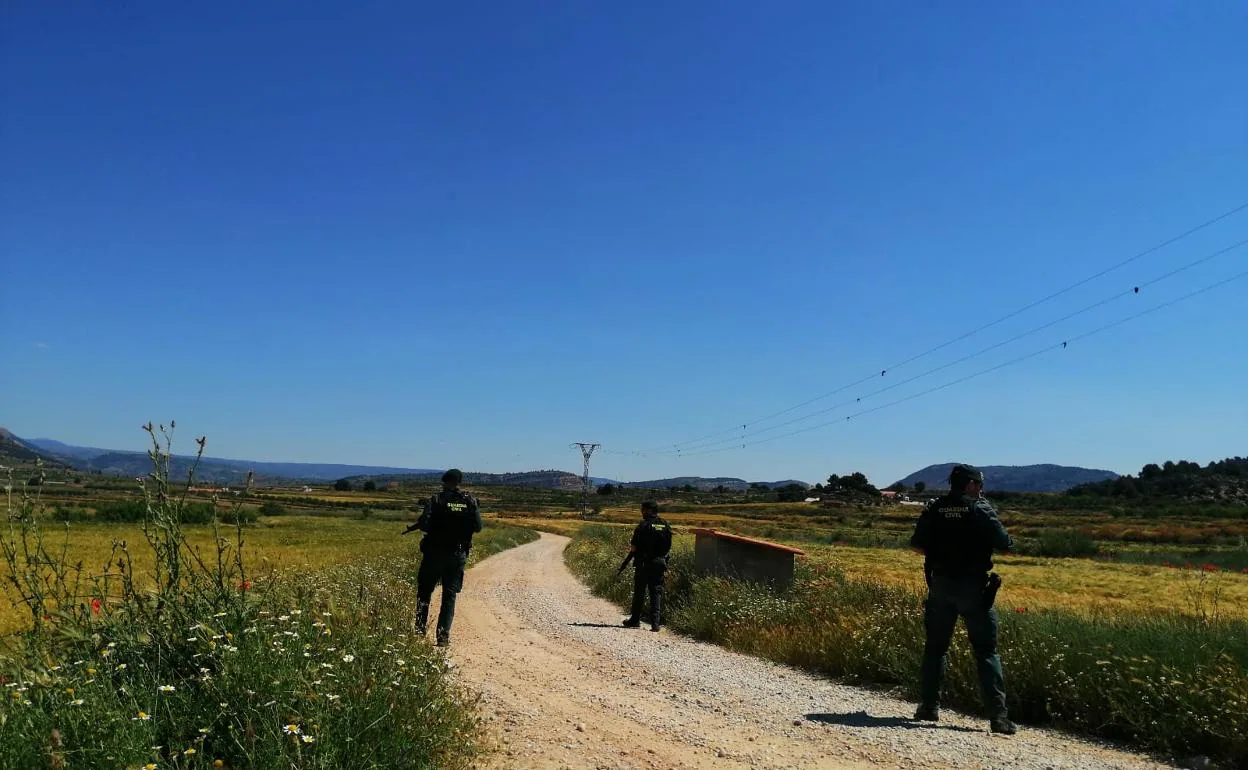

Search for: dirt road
xmin=443 ymin=533 xmax=1176 ymax=770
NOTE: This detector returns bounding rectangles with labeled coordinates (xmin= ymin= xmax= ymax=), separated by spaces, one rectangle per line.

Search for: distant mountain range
xmin=896 ymin=463 xmax=1119 ymax=493
xmin=351 ymin=469 xmax=587 ymax=489
xmin=15 ymin=434 xmax=820 ymax=490
xmin=25 ymin=437 xmax=441 ymax=484
xmin=619 ymin=477 xmax=811 ymax=492
xmin=11 ymin=431 xmax=1118 ymax=494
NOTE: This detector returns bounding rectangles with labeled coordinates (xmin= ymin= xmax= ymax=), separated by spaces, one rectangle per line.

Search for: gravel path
xmin=443 ymin=533 xmax=1176 ymax=770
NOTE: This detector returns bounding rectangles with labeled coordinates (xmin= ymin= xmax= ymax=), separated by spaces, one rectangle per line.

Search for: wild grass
xmin=565 ymin=525 xmax=1248 ymax=765
xmin=0 ymin=425 xmax=535 ymax=769
xmin=522 ymin=516 xmax=1248 ymax=619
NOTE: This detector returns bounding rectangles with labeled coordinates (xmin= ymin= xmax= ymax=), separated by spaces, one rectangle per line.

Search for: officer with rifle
xmin=402 ymin=468 xmax=482 ymax=647
xmin=909 ymin=464 xmax=1017 ymax=734
xmin=618 ymin=501 xmax=672 ymax=632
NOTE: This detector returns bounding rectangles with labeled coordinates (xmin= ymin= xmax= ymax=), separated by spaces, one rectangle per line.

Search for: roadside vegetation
xmin=565 ymin=525 xmax=1248 ymax=766
xmin=1 ymin=425 xmax=535 ymax=769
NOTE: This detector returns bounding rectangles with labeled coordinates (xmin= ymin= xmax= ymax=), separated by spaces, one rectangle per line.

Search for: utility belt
xmin=925 ymin=569 xmax=1002 ymax=608
xmin=420 ymin=535 xmax=472 ymax=556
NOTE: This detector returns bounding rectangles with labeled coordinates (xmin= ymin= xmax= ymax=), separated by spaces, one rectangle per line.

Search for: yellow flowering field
xmin=2 ymin=515 xmax=436 ymax=635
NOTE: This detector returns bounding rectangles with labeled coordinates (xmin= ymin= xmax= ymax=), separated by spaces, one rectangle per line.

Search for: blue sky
xmin=2 ymin=1 xmax=1246 ymax=486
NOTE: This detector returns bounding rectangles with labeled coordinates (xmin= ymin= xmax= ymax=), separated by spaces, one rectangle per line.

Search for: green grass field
xmin=564 ymin=525 xmax=1248 ymax=766
xmin=8 ymin=471 xmax=1247 ymax=766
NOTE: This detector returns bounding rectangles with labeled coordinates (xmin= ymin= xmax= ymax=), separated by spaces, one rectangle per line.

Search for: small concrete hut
xmin=691 ymin=528 xmax=805 ymax=590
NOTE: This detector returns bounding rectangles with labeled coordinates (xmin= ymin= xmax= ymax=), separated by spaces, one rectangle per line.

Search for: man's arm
xmin=976 ymin=500 xmax=1013 ymax=552
xmin=469 ymin=495 xmax=483 ymax=533
xmin=910 ymin=504 xmax=933 ymax=552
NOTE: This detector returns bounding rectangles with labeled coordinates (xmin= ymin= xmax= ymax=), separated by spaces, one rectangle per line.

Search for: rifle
xmin=983 ymin=572 xmax=1002 ymax=608
xmin=402 ymin=499 xmax=431 ymax=535
xmin=616 ymin=551 xmax=635 ymax=575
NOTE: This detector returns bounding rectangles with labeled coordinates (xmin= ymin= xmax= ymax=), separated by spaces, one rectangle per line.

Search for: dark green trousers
xmin=920 ymin=574 xmax=1008 ymax=717
xmin=627 ymin=558 xmax=667 ymax=627
xmin=416 ymin=550 xmax=468 ymax=642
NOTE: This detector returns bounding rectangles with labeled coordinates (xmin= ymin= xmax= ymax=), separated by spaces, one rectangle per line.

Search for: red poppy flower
xmin=1202 ymin=564 xmax=1220 ymax=572
xmin=91 ymin=598 xmax=102 ymax=614
xmin=1014 ymin=607 xmax=1027 ymax=613
xmin=238 ymin=580 xmax=252 ymax=592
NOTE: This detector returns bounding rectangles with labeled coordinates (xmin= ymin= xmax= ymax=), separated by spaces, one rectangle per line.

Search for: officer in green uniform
xmin=405 ymin=468 xmax=482 ymax=647
xmin=621 ymin=501 xmax=672 ymax=632
xmin=909 ymin=464 xmax=1017 ymax=734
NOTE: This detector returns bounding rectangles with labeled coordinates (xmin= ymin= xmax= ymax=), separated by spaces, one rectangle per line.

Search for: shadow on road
xmin=805 ymin=711 xmax=982 ymax=734
xmin=568 ymin=622 xmax=626 ymax=629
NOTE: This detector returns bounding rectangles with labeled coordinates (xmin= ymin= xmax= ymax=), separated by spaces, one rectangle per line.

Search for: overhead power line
xmin=674 ymin=265 xmax=1248 ymax=458
xmin=614 ymin=200 xmax=1248 ymax=456
xmin=651 ymin=236 xmax=1248 ymax=456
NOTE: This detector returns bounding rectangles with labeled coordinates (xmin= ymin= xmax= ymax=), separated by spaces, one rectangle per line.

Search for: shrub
xmin=52 ymin=505 xmax=90 ymax=522
xmin=92 ymin=500 xmax=148 ymax=522
xmin=1036 ymin=528 xmax=1099 ymax=557
xmin=259 ymin=501 xmax=286 ymax=516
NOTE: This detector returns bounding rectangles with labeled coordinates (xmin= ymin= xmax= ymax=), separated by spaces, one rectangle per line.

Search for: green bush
xmin=52 ymin=505 xmax=91 ymax=522
xmin=565 ymin=527 xmax=1248 ymax=765
xmin=1036 ymin=528 xmax=1100 ymax=557
xmin=259 ymin=501 xmax=287 ymax=516
xmin=92 ymin=500 xmax=148 ymax=522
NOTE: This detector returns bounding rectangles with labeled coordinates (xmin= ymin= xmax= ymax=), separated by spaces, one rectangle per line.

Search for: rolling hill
xmin=0 ymin=428 xmax=72 ymax=472
xmin=621 ymin=477 xmax=811 ymax=492
xmin=351 ymin=469 xmax=588 ymax=489
xmin=24 ymin=438 xmax=442 ymax=483
xmin=19 ymin=434 xmax=811 ymax=491
xmin=1068 ymin=457 xmax=1248 ymax=505
xmin=897 ymin=463 xmax=1119 ymax=493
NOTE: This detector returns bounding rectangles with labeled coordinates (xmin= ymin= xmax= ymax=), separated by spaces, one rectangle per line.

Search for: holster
xmin=983 ymin=572 xmax=1002 ymax=608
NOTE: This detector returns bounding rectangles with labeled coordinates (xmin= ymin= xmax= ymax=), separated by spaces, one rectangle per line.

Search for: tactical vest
xmin=922 ymin=494 xmax=997 ymax=577
xmin=634 ymin=517 xmax=673 ymax=560
xmin=421 ymin=490 xmax=477 ymax=554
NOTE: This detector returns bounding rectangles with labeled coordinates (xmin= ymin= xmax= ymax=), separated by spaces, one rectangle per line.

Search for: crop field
xmin=565 ymin=525 xmax=1248 ymax=765
xmin=509 ymin=514 xmax=1248 ymax=620
xmin=0 ymin=516 xmax=442 ymax=635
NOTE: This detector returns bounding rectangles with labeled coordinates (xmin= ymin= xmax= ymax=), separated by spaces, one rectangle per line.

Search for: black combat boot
xmin=913 ymin=704 xmax=939 ymax=722
xmin=990 ymin=715 xmax=1017 ymax=734
xmin=622 ymin=617 xmax=641 ymax=628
